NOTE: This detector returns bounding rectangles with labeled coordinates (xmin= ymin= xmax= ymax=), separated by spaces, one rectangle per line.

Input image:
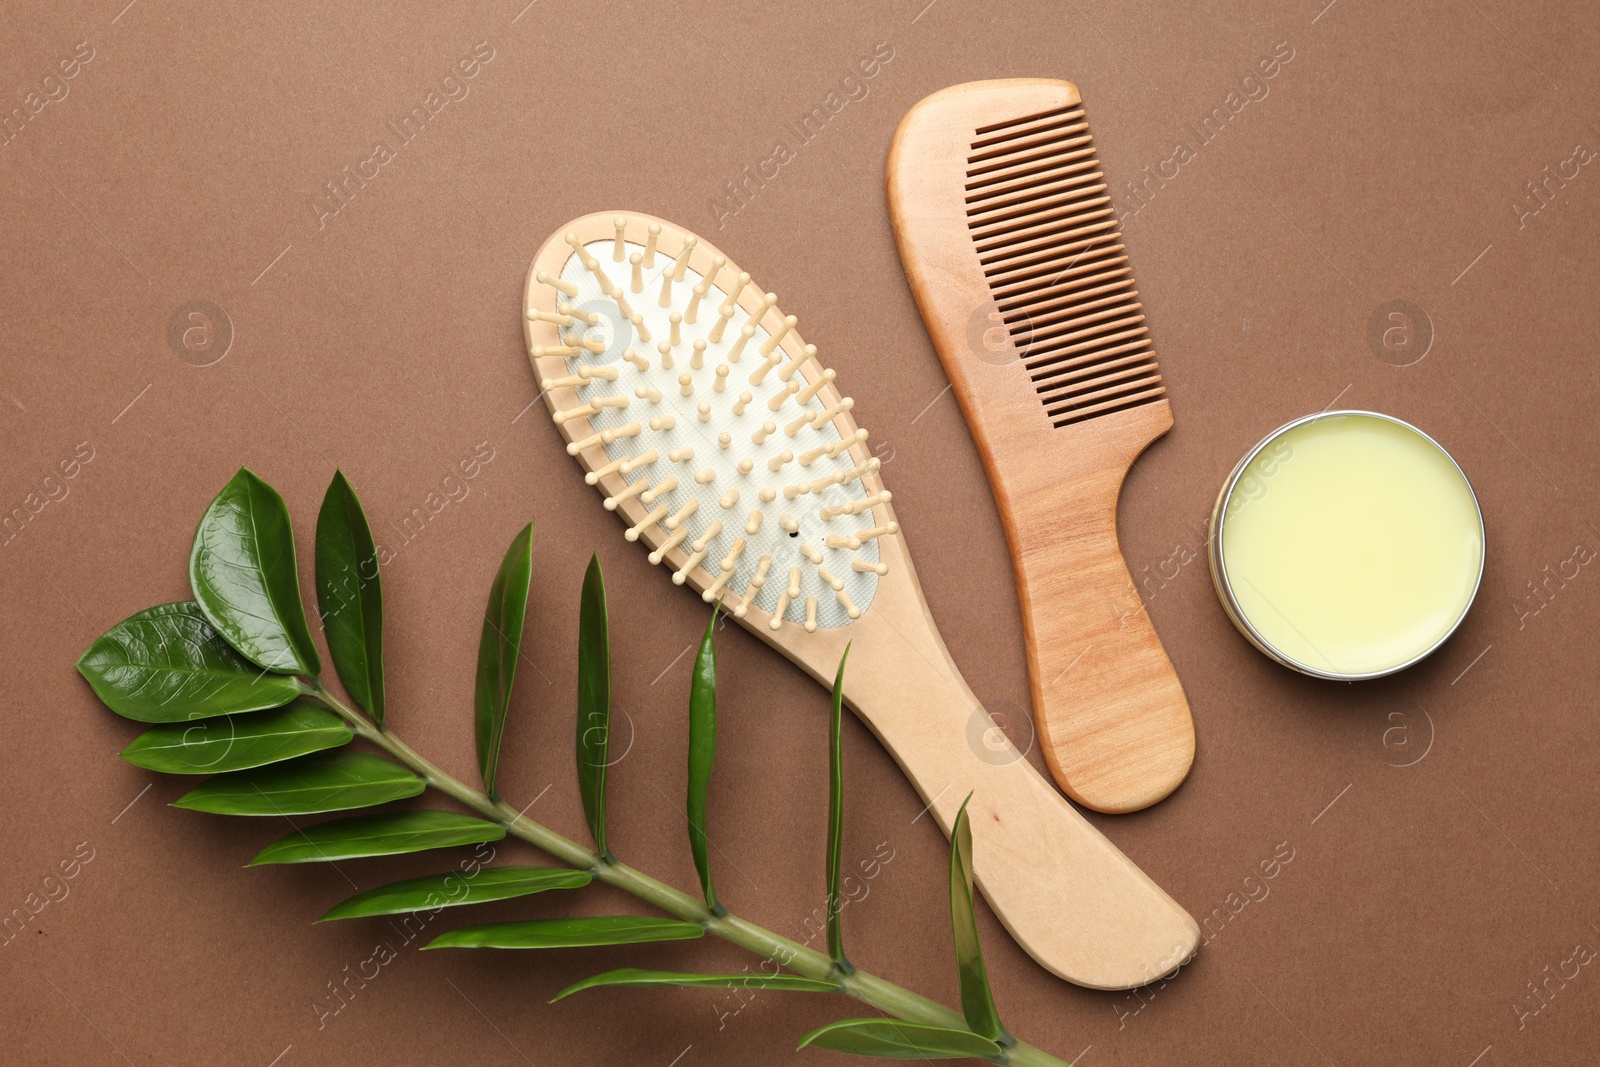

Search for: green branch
xmin=77 ymin=466 xmax=1079 ymax=1067
xmin=307 ymin=681 xmax=1070 ymax=1067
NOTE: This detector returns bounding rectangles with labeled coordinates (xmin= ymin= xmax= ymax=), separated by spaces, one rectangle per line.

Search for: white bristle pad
xmin=555 ymin=238 xmax=880 ymax=629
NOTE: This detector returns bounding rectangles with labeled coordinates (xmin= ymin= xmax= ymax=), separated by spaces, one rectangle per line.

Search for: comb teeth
xmin=964 ymin=104 xmax=1165 ymax=428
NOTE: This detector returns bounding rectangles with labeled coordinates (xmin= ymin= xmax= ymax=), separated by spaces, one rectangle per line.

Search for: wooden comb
xmin=886 ymin=80 xmax=1195 ymax=814
xmin=526 ymin=211 xmax=1198 ymax=988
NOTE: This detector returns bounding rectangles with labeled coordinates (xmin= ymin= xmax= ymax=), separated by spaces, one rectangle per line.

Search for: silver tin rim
xmin=1207 ymin=409 xmax=1486 ymax=681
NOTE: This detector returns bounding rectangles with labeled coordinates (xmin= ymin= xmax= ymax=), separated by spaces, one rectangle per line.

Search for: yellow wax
xmin=1215 ymin=412 xmax=1484 ymax=678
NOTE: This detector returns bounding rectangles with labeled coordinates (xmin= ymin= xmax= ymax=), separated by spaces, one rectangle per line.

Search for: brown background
xmin=3 ymin=0 xmax=1597 ymax=1064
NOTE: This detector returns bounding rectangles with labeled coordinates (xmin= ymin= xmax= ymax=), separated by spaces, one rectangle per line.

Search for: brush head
xmin=527 ymin=212 xmax=893 ymax=633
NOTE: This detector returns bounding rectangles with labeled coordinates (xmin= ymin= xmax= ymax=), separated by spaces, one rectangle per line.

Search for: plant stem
xmin=306 ymin=683 xmax=1071 ymax=1067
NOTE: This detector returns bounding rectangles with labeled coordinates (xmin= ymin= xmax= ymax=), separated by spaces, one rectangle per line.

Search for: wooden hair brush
xmin=887 ymin=79 xmax=1195 ymax=814
xmin=524 ymin=211 xmax=1198 ymax=989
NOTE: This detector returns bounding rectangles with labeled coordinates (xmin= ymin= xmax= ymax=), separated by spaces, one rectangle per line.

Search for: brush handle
xmin=834 ymin=580 xmax=1198 ymax=990
xmin=1004 ymin=454 xmax=1196 ymax=813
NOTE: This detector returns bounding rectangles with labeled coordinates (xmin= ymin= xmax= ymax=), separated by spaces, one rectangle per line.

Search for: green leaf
xmin=553 ymin=968 xmax=837 ymax=1002
xmin=950 ymin=794 xmax=1010 ymax=1046
xmin=120 ymin=698 xmax=351 ymax=773
xmin=315 ymin=471 xmax=385 ymax=721
xmin=475 ymin=521 xmax=534 ymax=798
xmin=172 ymin=751 xmax=423 ymax=816
xmin=320 ymin=866 xmax=591 ymax=921
xmin=76 ymin=601 xmax=301 ymax=722
xmin=797 ymin=1019 xmax=1004 ymax=1060
xmin=576 ymin=552 xmax=611 ymax=857
xmin=826 ymin=645 xmax=851 ymax=971
xmin=189 ymin=468 xmax=321 ymax=676
xmin=686 ymin=608 xmax=719 ymax=913
xmin=425 ymin=916 xmax=705 ymax=951
xmin=251 ymin=809 xmax=505 ymax=864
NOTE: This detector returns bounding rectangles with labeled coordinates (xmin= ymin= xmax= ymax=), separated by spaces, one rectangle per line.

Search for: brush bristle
xmin=533 ymin=217 xmax=888 ymax=630
xmin=964 ymin=104 xmax=1165 ymax=427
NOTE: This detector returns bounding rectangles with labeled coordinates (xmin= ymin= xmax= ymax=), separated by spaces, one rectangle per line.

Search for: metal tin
xmin=1207 ymin=410 xmax=1486 ymax=681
